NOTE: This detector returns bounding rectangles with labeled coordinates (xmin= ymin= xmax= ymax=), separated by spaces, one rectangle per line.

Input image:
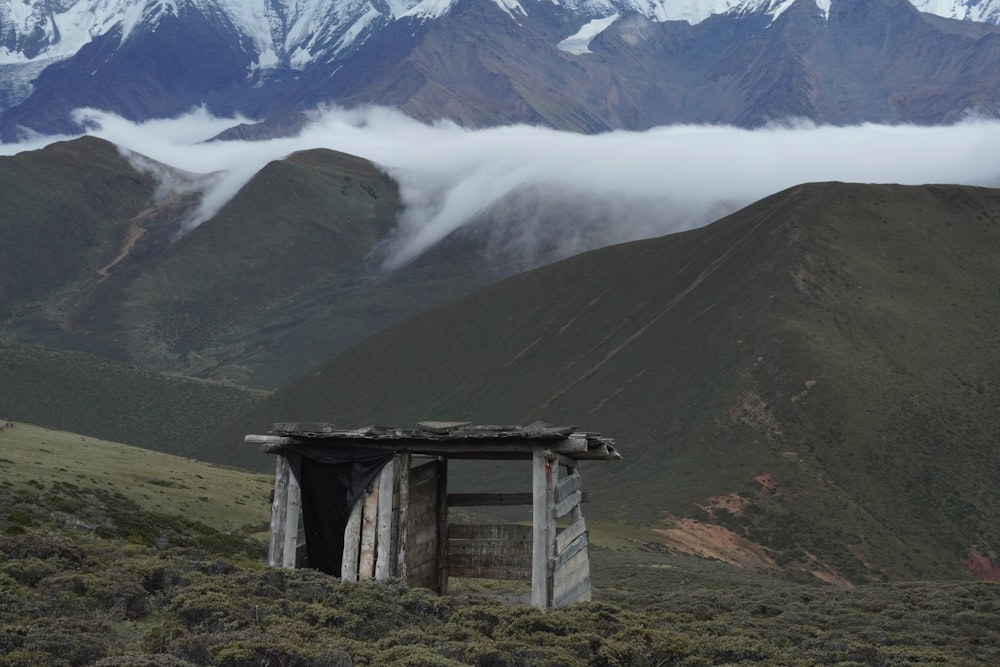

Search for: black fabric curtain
xmin=285 ymin=444 xmax=394 ymax=576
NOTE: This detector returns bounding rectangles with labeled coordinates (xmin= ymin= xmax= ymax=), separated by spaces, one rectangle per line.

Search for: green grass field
xmin=0 ymin=422 xmax=271 ymax=534
xmin=1 ymin=422 xmax=999 ymax=666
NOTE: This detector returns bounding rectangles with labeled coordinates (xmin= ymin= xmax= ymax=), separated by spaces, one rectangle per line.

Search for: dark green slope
xmin=0 ymin=139 xmax=407 ymax=387
xmin=0 ymin=136 xmax=163 ymax=320
xmin=215 ymin=182 xmax=1000 ymax=584
xmin=0 ymin=340 xmax=266 ymax=456
xmin=88 ymin=147 xmax=402 ymax=385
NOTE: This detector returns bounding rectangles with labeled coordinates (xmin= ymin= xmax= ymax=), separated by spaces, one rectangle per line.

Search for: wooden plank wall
xmin=551 ymin=459 xmax=591 ymax=607
xmin=405 ymin=458 xmax=443 ymax=592
xmin=448 ymin=523 xmax=532 ymax=580
xmin=342 ymin=459 xmax=397 ymax=582
xmin=269 ymin=455 xmax=303 ymax=569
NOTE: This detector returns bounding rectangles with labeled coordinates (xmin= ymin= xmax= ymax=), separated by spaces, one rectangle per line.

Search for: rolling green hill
xmin=0 ymin=136 xmax=166 ymax=323
xmin=212 ymin=181 xmax=1000 ymax=586
xmin=0 ymin=137 xmax=516 ymax=389
xmin=0 ymin=340 xmax=266 ymax=456
xmin=1 ymin=137 xmax=407 ymax=387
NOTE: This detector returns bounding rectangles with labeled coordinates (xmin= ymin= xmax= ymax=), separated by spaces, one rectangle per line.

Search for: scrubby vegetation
xmin=1 ymin=454 xmax=998 ymax=666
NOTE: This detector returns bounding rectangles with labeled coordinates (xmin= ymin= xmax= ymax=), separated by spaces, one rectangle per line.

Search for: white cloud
xmin=3 ymin=106 xmax=1000 ymax=269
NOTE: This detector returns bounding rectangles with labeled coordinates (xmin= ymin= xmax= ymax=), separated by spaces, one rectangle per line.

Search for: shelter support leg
xmin=532 ymin=449 xmax=556 ymax=608
xmin=268 ymin=455 xmax=301 ymax=569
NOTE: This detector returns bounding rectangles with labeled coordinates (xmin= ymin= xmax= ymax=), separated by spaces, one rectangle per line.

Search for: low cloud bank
xmin=3 ymin=106 xmax=1000 ymax=268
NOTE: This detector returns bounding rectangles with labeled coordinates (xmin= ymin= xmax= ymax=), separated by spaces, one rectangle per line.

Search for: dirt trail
xmin=97 ymin=221 xmax=148 ymax=281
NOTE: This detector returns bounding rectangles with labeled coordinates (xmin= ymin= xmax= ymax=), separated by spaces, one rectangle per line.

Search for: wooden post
xmin=375 ymin=458 xmax=396 ymax=581
xmin=281 ymin=467 xmax=301 ymax=568
xmin=531 ymin=448 xmax=555 ymax=609
xmin=436 ymin=457 xmax=449 ymax=595
xmin=396 ymin=453 xmax=412 ymax=581
xmin=358 ymin=484 xmax=379 ymax=579
xmin=268 ymin=455 xmax=290 ymax=567
xmin=341 ymin=495 xmax=363 ymax=581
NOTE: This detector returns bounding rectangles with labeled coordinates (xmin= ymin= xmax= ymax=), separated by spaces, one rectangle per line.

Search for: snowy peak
xmin=0 ymin=0 xmax=172 ymax=64
xmin=911 ymin=0 xmax=1000 ymax=22
xmin=3 ymin=0 xmax=1000 ymax=139
xmin=3 ymin=0 xmax=1000 ymax=68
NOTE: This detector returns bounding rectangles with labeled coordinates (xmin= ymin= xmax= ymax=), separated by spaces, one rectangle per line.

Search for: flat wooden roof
xmin=246 ymin=421 xmax=621 ymax=461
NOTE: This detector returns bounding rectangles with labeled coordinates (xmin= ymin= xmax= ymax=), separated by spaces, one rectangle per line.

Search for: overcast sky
xmin=3 ymin=105 xmax=1000 ymax=268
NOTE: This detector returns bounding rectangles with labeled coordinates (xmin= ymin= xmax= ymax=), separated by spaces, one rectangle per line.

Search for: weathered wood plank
xmin=375 ymin=459 xmax=395 ymax=581
xmin=448 ymin=564 xmax=532 ymax=580
xmin=553 ymin=541 xmax=592 ymax=607
xmin=408 ymin=560 xmax=439 ymax=590
xmin=341 ymin=495 xmax=363 ymax=581
xmin=417 ymin=421 xmax=472 ymax=432
xmin=553 ymin=572 xmax=592 ymax=607
xmin=554 ymin=490 xmax=582 ymax=519
xmin=412 ymin=522 xmax=438 ymax=548
xmin=556 ymin=517 xmax=587 ymax=555
xmin=406 ymin=540 xmax=438 ymax=569
xmin=449 ymin=524 xmax=533 ymax=542
xmin=358 ymin=485 xmax=378 ymax=579
xmin=281 ymin=469 xmax=301 ymax=568
xmin=268 ymin=456 xmax=289 ymax=568
xmin=255 ymin=437 xmax=616 ymax=459
xmin=447 ymin=493 xmax=532 ymax=506
xmin=554 ymin=532 xmax=588 ymax=570
xmin=532 ymin=448 xmax=554 ymax=609
xmin=436 ymin=457 xmax=449 ymax=595
xmin=448 ymin=541 xmax=532 ymax=561
xmin=396 ymin=453 xmax=411 ymax=581
xmin=409 ymin=459 xmax=439 ymax=486
xmin=555 ymin=472 xmax=581 ymax=504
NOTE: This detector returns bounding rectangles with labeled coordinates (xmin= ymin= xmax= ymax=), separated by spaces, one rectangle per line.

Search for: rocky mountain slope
xmin=2 ymin=0 xmax=1000 ymax=138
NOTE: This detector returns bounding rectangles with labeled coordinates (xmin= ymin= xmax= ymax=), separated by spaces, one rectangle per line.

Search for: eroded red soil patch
xmin=963 ymin=547 xmax=1000 ymax=581
xmin=654 ymin=518 xmax=778 ymax=571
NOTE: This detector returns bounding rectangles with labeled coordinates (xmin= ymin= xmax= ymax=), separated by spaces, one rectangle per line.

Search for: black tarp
xmin=284 ymin=444 xmax=393 ymax=576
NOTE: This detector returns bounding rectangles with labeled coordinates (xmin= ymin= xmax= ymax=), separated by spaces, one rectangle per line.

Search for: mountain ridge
xmin=3 ymin=0 xmax=1000 ymax=137
xmin=210 ymin=180 xmax=1000 ymax=585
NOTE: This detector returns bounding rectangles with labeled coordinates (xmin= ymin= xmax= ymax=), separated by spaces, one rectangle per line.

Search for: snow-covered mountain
xmin=2 ymin=0 xmax=996 ymax=67
xmin=2 ymin=0 xmax=1000 ymax=138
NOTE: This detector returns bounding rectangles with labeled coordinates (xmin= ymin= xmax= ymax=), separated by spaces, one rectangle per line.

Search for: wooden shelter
xmin=246 ymin=421 xmax=621 ymax=609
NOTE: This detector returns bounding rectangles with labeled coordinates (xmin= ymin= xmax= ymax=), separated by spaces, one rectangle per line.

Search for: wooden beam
xmin=448 ymin=493 xmax=532 ymax=506
xmin=251 ymin=435 xmax=614 ymax=460
xmin=375 ymin=459 xmax=395 ymax=581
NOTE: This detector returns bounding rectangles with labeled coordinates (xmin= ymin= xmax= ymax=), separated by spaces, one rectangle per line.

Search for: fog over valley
xmin=5 ymin=106 xmax=1000 ymax=269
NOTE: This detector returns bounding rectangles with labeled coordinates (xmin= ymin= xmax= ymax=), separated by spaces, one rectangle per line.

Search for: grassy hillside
xmin=2 ymin=136 xmax=637 ymax=389
xmin=1 ymin=138 xmax=408 ymax=387
xmin=0 ymin=422 xmax=272 ymax=533
xmin=1 ymin=422 xmax=999 ymax=666
xmin=0 ymin=136 xmax=165 ymax=321
xmin=212 ymin=182 xmax=1000 ymax=585
xmin=0 ymin=340 xmax=266 ymax=457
